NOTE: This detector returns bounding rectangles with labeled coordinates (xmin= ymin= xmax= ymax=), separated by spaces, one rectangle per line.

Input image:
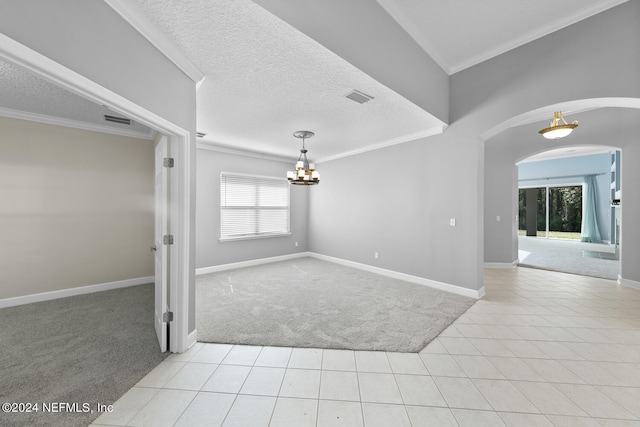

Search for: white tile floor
xmin=91 ymin=267 xmax=640 ymax=426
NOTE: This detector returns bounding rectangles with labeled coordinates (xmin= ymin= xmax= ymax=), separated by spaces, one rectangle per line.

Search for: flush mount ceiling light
xmin=538 ymin=111 xmax=579 ymax=139
xmin=287 ymin=131 xmax=320 ymax=185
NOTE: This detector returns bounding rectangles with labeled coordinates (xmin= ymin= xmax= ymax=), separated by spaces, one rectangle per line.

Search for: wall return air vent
xmin=345 ymin=90 xmax=374 ymax=104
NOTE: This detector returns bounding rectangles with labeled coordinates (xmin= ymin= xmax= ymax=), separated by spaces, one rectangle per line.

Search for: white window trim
xmin=220 ymin=171 xmax=290 ymax=242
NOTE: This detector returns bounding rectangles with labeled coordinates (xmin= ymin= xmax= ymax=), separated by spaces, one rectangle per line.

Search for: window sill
xmin=219 ymin=232 xmax=291 ymax=243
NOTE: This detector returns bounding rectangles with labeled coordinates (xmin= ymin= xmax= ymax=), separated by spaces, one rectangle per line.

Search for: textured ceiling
xmin=126 ymin=0 xmax=444 ymax=161
xmin=1 ymin=0 xmax=629 ymax=161
xmin=0 ymin=60 xmax=153 ymax=139
xmin=377 ymin=0 xmax=630 ymax=74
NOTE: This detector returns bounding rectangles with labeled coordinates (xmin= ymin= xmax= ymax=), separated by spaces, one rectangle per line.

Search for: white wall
xmin=196 ymin=148 xmax=309 ymax=268
xmin=0 ymin=116 xmax=154 ymax=299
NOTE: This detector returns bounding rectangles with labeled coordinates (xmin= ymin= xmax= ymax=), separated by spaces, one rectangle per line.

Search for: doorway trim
xmin=0 ymin=33 xmax=193 ymax=353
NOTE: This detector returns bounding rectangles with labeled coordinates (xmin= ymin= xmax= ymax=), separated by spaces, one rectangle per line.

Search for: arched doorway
xmin=516 ymin=146 xmax=621 ymax=279
xmin=482 ymin=100 xmax=640 ymax=287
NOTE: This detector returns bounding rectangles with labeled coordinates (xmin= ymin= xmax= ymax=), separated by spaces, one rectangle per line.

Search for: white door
xmin=154 ymin=136 xmax=169 ymax=352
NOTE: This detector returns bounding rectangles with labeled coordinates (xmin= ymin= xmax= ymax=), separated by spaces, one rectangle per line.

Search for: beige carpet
xmin=197 ymin=257 xmax=475 ymax=352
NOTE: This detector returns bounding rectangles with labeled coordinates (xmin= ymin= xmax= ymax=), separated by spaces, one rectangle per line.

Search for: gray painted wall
xmin=485 ymin=108 xmax=640 ymax=284
xmin=1 ymin=0 xmax=198 ymax=332
xmin=484 ymin=142 xmax=519 ymax=264
xmin=308 ymin=133 xmax=485 ymax=291
xmin=311 ymin=1 xmax=640 ymax=291
xmin=196 ymin=149 xmax=308 ymax=268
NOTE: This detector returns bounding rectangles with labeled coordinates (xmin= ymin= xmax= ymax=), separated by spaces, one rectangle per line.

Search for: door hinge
xmin=163 ymin=157 xmax=174 ymax=168
xmin=163 ymin=311 xmax=174 ymax=322
xmin=163 ymin=234 xmax=174 ymax=245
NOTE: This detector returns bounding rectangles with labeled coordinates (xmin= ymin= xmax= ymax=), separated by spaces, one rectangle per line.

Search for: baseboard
xmin=185 ymin=329 xmax=198 ymax=351
xmin=196 ymin=252 xmax=311 ymax=275
xmin=618 ymin=275 xmax=640 ymax=290
xmin=0 ymin=276 xmax=154 ymax=309
xmin=484 ymin=260 xmax=518 ymax=269
xmin=308 ymin=253 xmax=484 ymax=299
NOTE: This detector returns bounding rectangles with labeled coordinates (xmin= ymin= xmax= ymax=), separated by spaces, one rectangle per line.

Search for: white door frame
xmin=0 ymin=34 xmax=193 ymax=353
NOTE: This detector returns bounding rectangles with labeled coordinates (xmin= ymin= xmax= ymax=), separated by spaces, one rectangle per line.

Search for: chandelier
xmin=287 ymin=131 xmax=320 ymax=185
xmin=538 ymin=111 xmax=579 ymax=139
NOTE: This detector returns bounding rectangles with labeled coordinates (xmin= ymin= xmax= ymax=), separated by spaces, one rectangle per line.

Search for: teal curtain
xmin=581 ymin=175 xmax=601 ymax=243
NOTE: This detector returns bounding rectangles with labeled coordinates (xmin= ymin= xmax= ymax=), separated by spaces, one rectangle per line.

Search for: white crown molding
xmin=104 ymin=0 xmax=205 ymax=84
xmin=0 ymin=106 xmax=155 ymax=140
xmin=379 ymin=0 xmax=629 ymax=75
xmin=197 ymin=141 xmax=297 ymax=163
xmin=314 ymin=124 xmax=446 ymax=164
xmin=448 ymin=0 xmax=630 ymax=74
xmin=375 ymin=0 xmax=453 ymax=74
xmin=198 ymin=125 xmax=446 ymax=165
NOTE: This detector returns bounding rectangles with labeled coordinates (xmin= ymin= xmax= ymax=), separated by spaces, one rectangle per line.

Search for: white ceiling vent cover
xmin=345 ymin=90 xmax=374 ymax=104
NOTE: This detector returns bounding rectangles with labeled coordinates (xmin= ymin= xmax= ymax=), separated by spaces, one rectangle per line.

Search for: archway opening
xmin=516 ymin=146 xmax=621 ymax=279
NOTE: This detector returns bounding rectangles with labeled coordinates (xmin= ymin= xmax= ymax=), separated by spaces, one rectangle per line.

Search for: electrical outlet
xmin=496 ymin=215 xmax=501 ymax=221
xmin=450 ymin=218 xmax=456 ymax=227
xmin=374 ymin=252 xmax=379 ymax=259
xmin=295 ymin=241 xmax=298 ymax=247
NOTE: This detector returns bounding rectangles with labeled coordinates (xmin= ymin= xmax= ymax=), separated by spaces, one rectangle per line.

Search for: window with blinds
xmin=220 ymin=173 xmax=290 ymax=240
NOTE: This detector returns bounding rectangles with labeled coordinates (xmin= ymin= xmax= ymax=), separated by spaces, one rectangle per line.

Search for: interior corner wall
xmin=196 ymin=149 xmax=308 ymax=268
xmin=308 ymin=135 xmax=484 ymax=293
xmin=0 ymin=116 xmax=154 ymax=299
xmin=1 ymin=0 xmax=197 ymax=332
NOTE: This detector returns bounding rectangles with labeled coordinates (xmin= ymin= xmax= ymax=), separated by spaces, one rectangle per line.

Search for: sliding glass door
xmin=519 ymin=185 xmax=582 ymax=239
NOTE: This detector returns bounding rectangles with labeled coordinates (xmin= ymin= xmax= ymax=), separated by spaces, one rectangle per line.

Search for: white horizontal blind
xmin=220 ymin=173 xmax=290 ymax=239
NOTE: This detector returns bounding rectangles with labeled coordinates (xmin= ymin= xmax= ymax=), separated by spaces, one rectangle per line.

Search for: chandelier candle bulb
xmin=287 ymin=130 xmax=320 ymax=185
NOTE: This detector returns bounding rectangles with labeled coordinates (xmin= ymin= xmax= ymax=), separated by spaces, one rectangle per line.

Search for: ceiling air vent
xmin=196 ymin=132 xmax=206 ymax=138
xmin=345 ymin=90 xmax=374 ymax=104
xmin=104 ymin=114 xmax=132 ymax=125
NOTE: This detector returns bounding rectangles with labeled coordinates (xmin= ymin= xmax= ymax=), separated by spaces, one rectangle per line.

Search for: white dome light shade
xmin=539 ymin=111 xmax=578 ymax=139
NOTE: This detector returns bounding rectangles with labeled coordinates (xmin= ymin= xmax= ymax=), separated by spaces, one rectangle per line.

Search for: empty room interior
xmin=1 ymin=1 xmax=640 ymax=426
